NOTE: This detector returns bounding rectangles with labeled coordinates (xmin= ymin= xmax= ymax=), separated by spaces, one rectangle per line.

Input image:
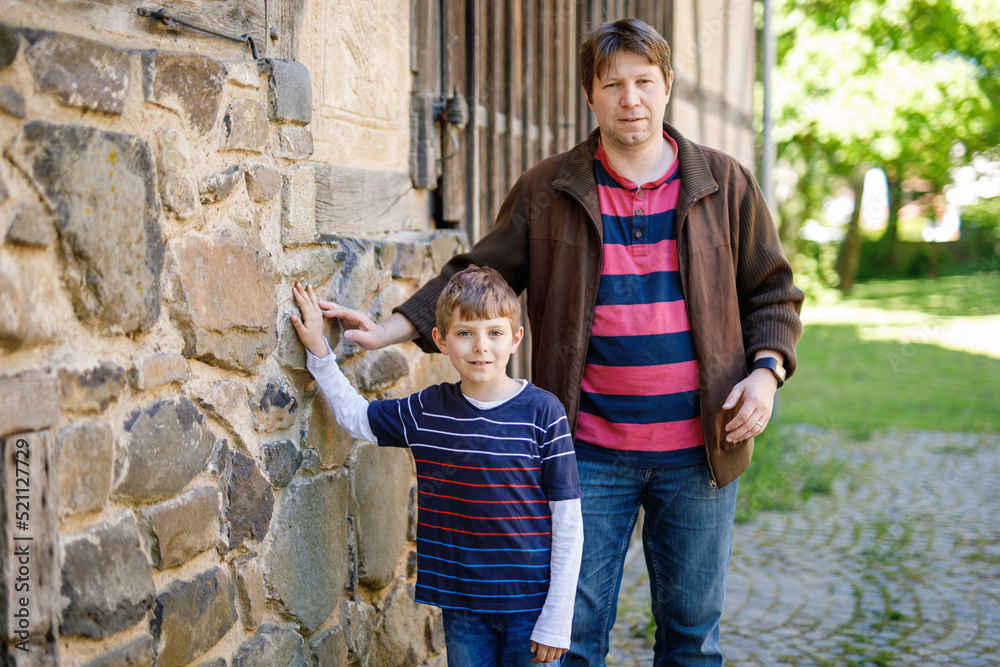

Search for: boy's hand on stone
xmin=290 ymin=282 xmax=329 ymax=359
xmin=530 ymin=641 xmax=566 ymax=663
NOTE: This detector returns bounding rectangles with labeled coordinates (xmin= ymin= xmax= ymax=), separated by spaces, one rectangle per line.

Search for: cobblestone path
xmin=607 ymin=429 xmax=1000 ymax=666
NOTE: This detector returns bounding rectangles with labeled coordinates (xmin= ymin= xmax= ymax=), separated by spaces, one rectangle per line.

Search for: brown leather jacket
xmin=396 ymin=123 xmax=804 ymax=488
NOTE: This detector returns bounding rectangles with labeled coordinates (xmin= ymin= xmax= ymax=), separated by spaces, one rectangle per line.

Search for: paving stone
xmin=280 ymin=165 xmax=316 ymax=247
xmin=261 ymin=471 xmax=349 ymax=633
xmin=250 ymin=377 xmax=298 ymax=433
xmin=243 ymin=163 xmax=281 ymax=202
xmin=220 ymin=99 xmax=269 ymax=153
xmin=232 ymin=624 xmax=307 ymax=667
xmin=199 ymin=164 xmax=245 ymax=204
xmin=274 ymin=126 xmax=314 ymax=160
xmin=167 ymin=234 xmax=276 ymax=372
xmin=6 ymin=121 xmax=164 ymax=334
xmin=310 ymin=625 xmax=349 ymax=667
xmin=79 ymin=632 xmax=154 ymax=667
xmin=141 ymin=486 xmax=221 ymax=569
xmin=0 ymin=84 xmax=22 ymax=118
xmin=154 ymin=127 xmax=198 ymax=220
xmin=351 ymin=442 xmax=411 ymax=589
xmin=151 ymin=567 xmax=238 ymax=667
xmin=232 ymin=556 xmax=266 ymax=631
xmin=114 ymin=396 xmax=216 ymax=503
xmin=60 ymin=512 xmax=155 ymax=638
xmin=58 ymin=363 xmax=126 ymax=413
xmin=258 ymin=59 xmax=312 ymax=125
xmin=5 ymin=201 xmax=55 ymax=248
xmin=26 ymin=32 xmax=130 ymax=113
xmin=259 ymin=438 xmax=301 ymax=488
xmin=130 ymin=353 xmax=189 ymax=391
xmin=57 ymin=420 xmax=113 ymax=518
xmin=143 ymin=52 xmax=225 ymax=135
xmin=220 ymin=450 xmax=274 ymax=549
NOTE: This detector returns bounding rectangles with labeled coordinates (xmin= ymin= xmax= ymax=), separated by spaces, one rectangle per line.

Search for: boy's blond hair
xmin=435 ymin=266 xmax=521 ymax=336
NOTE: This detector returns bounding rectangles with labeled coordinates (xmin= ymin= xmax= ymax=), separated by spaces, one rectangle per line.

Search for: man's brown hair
xmin=580 ymin=18 xmax=673 ymax=101
xmin=435 ymin=266 xmax=522 ymax=336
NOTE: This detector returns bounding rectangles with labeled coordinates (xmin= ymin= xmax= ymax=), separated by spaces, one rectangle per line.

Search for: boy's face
xmin=431 ymin=311 xmax=524 ymax=395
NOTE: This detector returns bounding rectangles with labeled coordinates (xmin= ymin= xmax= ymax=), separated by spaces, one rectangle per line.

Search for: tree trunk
xmin=883 ymin=163 xmax=903 ymax=271
xmin=836 ymin=168 xmax=866 ymax=293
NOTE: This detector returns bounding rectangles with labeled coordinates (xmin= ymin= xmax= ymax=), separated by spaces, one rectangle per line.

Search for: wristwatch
xmin=751 ymin=357 xmax=786 ymax=388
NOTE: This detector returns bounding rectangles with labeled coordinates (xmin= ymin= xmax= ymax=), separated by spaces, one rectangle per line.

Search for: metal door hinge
xmin=137 ymin=7 xmax=261 ymax=59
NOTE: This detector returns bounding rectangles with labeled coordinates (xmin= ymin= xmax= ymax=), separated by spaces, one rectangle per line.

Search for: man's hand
xmin=290 ymin=283 xmax=329 ymax=359
xmin=723 ymin=369 xmax=778 ymax=443
xmin=316 ymin=301 xmax=416 ymax=350
xmin=530 ymin=641 xmax=567 ymax=664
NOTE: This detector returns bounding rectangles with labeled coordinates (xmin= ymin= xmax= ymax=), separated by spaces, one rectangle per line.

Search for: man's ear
xmin=664 ymin=70 xmax=674 ymax=104
xmin=583 ymin=86 xmax=594 ymax=112
xmin=431 ymin=327 xmax=448 ymax=354
xmin=510 ymin=326 xmax=524 ymax=353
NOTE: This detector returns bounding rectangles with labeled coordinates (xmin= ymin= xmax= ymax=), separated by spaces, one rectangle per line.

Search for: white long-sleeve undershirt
xmin=306 ymin=340 xmax=583 ymax=650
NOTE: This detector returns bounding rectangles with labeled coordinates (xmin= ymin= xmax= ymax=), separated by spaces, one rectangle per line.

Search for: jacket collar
xmin=553 ymin=122 xmax=719 ymax=203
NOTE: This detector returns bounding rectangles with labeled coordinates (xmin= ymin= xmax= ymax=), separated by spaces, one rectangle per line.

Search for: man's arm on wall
xmin=315 ymin=303 xmax=418 ymax=350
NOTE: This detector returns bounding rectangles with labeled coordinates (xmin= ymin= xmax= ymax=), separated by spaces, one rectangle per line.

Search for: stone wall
xmin=0 ymin=19 xmax=461 ymax=667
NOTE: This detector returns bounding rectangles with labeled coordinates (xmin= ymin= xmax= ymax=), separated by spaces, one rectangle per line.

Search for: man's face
xmin=587 ymin=52 xmax=673 ymax=152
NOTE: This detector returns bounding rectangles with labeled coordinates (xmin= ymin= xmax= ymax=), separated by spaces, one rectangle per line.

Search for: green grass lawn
xmin=737 ymin=270 xmax=999 ymax=522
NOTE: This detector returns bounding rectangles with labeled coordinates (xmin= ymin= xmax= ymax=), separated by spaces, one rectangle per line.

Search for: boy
xmin=290 ymin=266 xmax=583 ymax=665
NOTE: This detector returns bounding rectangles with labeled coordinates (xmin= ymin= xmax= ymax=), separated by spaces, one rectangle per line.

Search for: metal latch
xmin=434 ymin=85 xmax=468 ymax=161
xmin=137 ymin=7 xmax=261 ymax=59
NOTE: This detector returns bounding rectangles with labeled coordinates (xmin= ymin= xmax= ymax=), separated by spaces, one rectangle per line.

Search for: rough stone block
xmin=232 ymin=624 xmax=307 ymax=667
xmin=6 ymin=121 xmax=164 ymax=335
xmin=2 ymin=430 xmax=60 ymax=644
xmin=60 ymin=512 xmax=155 ymax=638
xmin=5 ymin=201 xmax=55 ymax=248
xmin=250 ymin=377 xmax=298 ymax=433
xmin=344 ymin=598 xmax=376 ymax=666
xmin=351 ymin=442 xmax=411 ymax=589
xmin=199 ymin=164 xmax=245 ymax=205
xmin=281 ymin=245 xmax=340 ymax=286
xmin=130 ymin=353 xmax=189 ymax=391
xmin=324 ymin=238 xmax=387 ymax=314
xmin=244 ymin=163 xmax=281 ymax=202
xmin=114 ymin=397 xmax=216 ymax=503
xmin=26 ymin=33 xmax=130 ymax=114
xmin=142 ymin=486 xmax=221 ymax=569
xmin=80 ymin=632 xmax=154 ymax=667
xmin=259 ymin=439 xmax=301 ymax=488
xmin=167 ymin=234 xmax=276 ymax=372
xmin=311 ymin=626 xmax=349 ymax=667
xmin=221 ymin=450 xmax=274 ymax=549
xmin=232 ymin=557 xmax=265 ymax=631
xmin=299 ymin=448 xmax=321 ymax=476
xmin=280 ymin=165 xmax=316 ymax=247
xmin=57 ymin=420 xmax=113 ymax=518
xmin=150 ymin=567 xmax=238 ymax=667
xmin=354 ymin=348 xmax=410 ymax=395
xmin=305 ymin=392 xmax=354 ymax=470
xmin=0 ymin=252 xmax=61 ymax=352
xmin=194 ymin=379 xmax=257 ymax=450
xmin=370 ymin=579 xmax=429 ymax=667
xmin=0 ymin=372 xmax=59 ymax=439
xmin=58 ymin=363 xmax=125 ymax=413
xmin=226 ymin=61 xmax=260 ymax=89
xmin=143 ymin=52 xmax=225 ymax=135
xmin=220 ymin=99 xmax=269 ymax=153
xmin=0 ymin=84 xmax=25 ymax=118
xmin=258 ymin=59 xmax=312 ymax=125
xmin=0 ymin=23 xmax=18 ymax=69
xmin=206 ymin=438 xmax=229 ymax=477
xmin=274 ymin=308 xmax=308 ymax=371
xmin=261 ymin=471 xmax=349 ymax=633
xmin=274 ymin=126 xmax=314 ymax=160
xmin=154 ymin=127 xmax=198 ymax=220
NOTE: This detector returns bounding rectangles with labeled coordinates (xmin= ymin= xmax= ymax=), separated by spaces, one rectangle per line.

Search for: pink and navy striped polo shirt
xmin=575 ymin=133 xmax=705 ymax=467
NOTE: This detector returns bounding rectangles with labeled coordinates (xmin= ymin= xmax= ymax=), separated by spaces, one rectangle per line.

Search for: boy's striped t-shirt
xmin=367 ymin=382 xmax=580 ymax=613
xmin=575 ymin=133 xmax=705 ymax=467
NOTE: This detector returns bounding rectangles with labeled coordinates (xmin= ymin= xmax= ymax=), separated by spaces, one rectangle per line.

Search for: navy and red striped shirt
xmin=575 ymin=134 xmax=705 ymax=467
xmin=368 ymin=382 xmax=580 ymax=613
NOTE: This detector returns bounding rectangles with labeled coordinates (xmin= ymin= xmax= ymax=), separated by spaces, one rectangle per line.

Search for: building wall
xmin=0 ymin=3 xmax=456 ymax=665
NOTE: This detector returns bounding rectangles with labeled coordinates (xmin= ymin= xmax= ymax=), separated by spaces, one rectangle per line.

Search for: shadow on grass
xmin=844 ymin=271 xmax=1000 ymax=317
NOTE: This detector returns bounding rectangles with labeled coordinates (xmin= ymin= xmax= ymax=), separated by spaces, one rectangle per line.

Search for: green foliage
xmin=961 ymin=196 xmax=1000 ymax=242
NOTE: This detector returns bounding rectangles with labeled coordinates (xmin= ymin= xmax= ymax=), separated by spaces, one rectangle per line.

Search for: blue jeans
xmin=565 ymin=457 xmax=738 ymax=667
xmin=443 ymin=608 xmax=558 ymax=666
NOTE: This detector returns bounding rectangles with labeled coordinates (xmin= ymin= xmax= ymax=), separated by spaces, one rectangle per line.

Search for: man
xmin=323 ymin=18 xmax=803 ymax=666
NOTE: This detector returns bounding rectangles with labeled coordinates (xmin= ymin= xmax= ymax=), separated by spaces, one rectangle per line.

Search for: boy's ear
xmin=510 ymin=325 xmax=524 ymax=352
xmin=431 ymin=327 xmax=448 ymax=354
